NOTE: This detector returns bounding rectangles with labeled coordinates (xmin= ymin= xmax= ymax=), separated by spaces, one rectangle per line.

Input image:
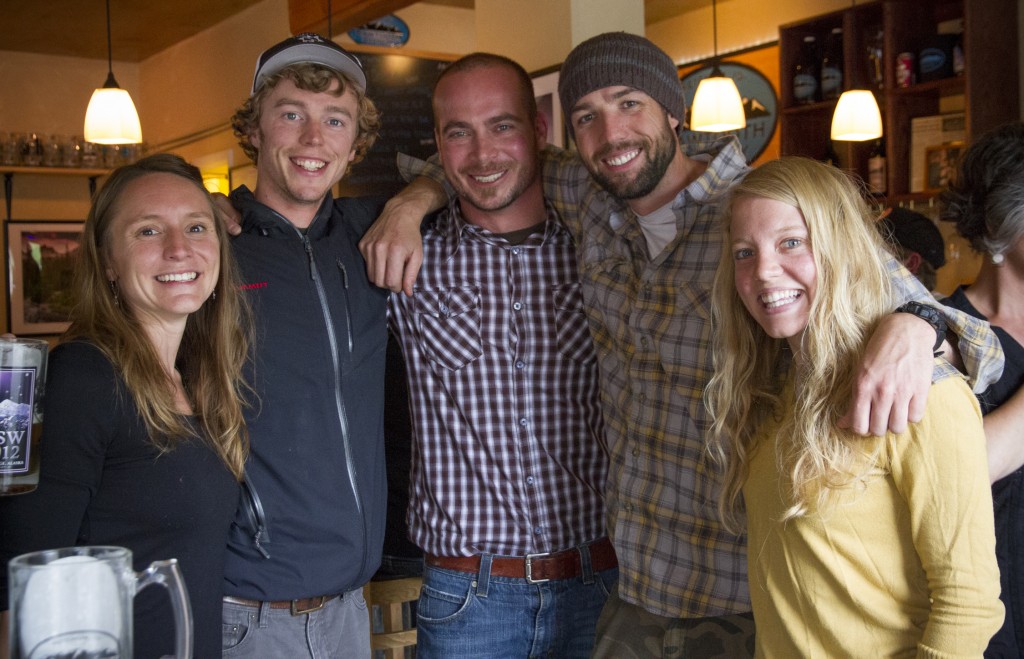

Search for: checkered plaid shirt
xmin=388 ymin=199 xmax=608 ymax=557
xmin=398 ymin=136 xmax=1003 ymax=616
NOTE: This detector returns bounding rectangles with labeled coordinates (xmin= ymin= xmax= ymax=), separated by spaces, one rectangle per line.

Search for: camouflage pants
xmin=591 ymin=588 xmax=756 ymax=658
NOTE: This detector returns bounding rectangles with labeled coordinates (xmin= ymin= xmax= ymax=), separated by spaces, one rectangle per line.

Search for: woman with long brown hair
xmin=0 ymin=153 xmax=251 ymax=658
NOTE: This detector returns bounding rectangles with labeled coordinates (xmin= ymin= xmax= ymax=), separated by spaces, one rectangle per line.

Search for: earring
xmin=108 ymin=280 xmax=120 ymax=307
xmin=992 ymin=252 xmax=1005 ymax=265
xmin=211 ymin=289 xmax=217 ymax=301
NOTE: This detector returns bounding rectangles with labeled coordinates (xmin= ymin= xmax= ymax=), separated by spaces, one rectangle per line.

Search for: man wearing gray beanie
xmin=360 ymin=32 xmax=1001 ymax=659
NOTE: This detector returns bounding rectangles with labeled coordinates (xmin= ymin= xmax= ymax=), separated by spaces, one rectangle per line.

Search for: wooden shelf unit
xmin=778 ymin=0 xmax=1019 ymax=203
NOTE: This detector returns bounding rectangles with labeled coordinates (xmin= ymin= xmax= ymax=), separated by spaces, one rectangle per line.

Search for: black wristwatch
xmin=895 ymin=301 xmax=947 ymax=353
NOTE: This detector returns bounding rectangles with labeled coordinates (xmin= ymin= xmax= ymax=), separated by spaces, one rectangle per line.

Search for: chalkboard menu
xmin=340 ymin=51 xmax=451 ymax=197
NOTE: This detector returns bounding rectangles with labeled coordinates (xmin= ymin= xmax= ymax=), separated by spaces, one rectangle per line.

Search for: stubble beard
xmin=452 ymin=159 xmax=538 ymax=214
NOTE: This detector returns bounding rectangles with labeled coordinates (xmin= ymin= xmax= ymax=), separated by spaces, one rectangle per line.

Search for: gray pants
xmin=591 ymin=587 xmax=755 ymax=659
xmin=222 ymin=589 xmax=370 ymax=658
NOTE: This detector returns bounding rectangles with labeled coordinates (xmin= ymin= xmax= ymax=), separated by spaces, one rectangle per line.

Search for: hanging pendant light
xmin=690 ymin=0 xmax=746 ymax=133
xmin=84 ymin=0 xmax=142 ymax=145
xmin=830 ymin=89 xmax=882 ymax=140
xmin=830 ymin=1 xmax=882 ymax=141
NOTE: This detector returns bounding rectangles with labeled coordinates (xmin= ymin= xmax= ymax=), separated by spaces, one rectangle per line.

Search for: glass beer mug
xmin=7 ymin=546 xmax=193 ymax=659
xmin=0 ymin=338 xmax=48 ymax=496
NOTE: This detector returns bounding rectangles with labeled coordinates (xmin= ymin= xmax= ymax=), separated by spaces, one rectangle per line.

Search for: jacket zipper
xmin=301 ymin=234 xmax=364 ymax=533
xmin=241 ymin=476 xmax=271 ymax=559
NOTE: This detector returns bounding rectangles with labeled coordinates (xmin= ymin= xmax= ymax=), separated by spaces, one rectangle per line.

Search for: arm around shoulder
xmin=359 ymin=176 xmax=445 ymax=295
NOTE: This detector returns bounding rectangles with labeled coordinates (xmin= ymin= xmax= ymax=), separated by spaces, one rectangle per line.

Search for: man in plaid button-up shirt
xmin=386 ymin=53 xmax=614 ymax=658
xmin=364 ymin=34 xmax=1003 ymax=658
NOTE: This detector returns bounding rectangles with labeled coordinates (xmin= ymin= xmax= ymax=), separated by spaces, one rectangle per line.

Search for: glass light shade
xmin=203 ymin=174 xmax=230 ymax=195
xmin=84 ymin=87 xmax=142 ymax=145
xmin=690 ymin=76 xmax=746 ymax=133
xmin=830 ymin=89 xmax=882 ymax=141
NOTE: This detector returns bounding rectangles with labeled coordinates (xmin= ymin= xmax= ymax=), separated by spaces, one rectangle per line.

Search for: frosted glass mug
xmin=7 ymin=546 xmax=193 ymax=659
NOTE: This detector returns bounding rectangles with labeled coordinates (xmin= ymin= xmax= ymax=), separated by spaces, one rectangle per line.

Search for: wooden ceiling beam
xmin=288 ymin=0 xmax=419 ymax=37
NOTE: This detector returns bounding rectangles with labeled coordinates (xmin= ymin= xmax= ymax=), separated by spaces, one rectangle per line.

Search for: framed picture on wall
xmin=924 ymin=142 xmax=964 ymax=193
xmin=5 ymin=221 xmax=84 ymax=336
xmin=531 ymin=65 xmax=565 ymax=148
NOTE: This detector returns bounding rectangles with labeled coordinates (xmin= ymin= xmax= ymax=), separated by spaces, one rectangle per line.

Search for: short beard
xmin=589 ymin=117 xmax=678 ymax=200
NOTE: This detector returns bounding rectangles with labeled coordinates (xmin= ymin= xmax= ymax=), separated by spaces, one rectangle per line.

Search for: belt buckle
xmin=525 ymin=552 xmax=551 ymax=584
xmin=291 ymin=596 xmax=328 ymax=615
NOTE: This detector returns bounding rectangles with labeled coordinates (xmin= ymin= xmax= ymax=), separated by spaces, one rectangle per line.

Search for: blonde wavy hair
xmin=706 ymin=157 xmax=894 ymax=530
xmin=68 ymin=154 xmax=251 ymax=480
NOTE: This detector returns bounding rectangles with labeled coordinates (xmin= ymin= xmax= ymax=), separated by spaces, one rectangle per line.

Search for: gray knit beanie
xmin=558 ymin=32 xmax=685 ymax=135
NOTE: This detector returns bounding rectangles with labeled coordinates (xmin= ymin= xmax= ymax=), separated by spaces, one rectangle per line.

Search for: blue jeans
xmin=416 ymin=556 xmax=617 ymax=658
xmin=221 ymin=590 xmax=370 ymax=658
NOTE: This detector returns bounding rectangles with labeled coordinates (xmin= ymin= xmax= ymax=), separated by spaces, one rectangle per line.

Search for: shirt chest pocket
xmin=551 ymin=282 xmax=597 ymax=363
xmin=413 ymin=286 xmax=483 ymax=371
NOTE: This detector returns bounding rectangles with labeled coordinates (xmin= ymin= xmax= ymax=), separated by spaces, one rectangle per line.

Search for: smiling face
xmin=433 ymin=64 xmax=546 ymax=232
xmin=568 ymin=85 xmax=680 ymax=208
xmin=251 ymin=76 xmax=359 ymax=227
xmin=104 ymin=172 xmax=220 ymax=334
xmin=730 ymin=195 xmax=818 ymax=354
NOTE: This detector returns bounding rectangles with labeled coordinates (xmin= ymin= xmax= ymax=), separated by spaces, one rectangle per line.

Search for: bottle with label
xmin=821 ymin=27 xmax=844 ymax=100
xmin=868 ymin=138 xmax=887 ymax=194
xmin=793 ymin=35 xmax=820 ymax=104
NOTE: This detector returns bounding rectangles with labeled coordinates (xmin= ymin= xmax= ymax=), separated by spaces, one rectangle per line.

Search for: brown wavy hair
xmin=68 ymin=153 xmax=251 ymax=480
xmin=232 ymin=62 xmax=381 ymax=173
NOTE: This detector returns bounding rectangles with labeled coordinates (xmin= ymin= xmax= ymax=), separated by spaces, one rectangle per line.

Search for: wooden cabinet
xmin=778 ymin=0 xmax=1019 ymax=203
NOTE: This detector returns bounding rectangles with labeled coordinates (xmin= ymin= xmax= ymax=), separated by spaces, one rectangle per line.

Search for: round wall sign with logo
xmin=348 ymin=14 xmax=410 ymax=47
xmin=679 ymin=62 xmax=777 ymax=163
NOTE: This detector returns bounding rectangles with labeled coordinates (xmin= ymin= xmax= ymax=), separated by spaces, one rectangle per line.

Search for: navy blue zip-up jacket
xmin=224 ymin=186 xmax=388 ymax=600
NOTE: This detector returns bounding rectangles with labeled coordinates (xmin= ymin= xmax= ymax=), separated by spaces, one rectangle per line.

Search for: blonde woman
xmin=706 ymin=157 xmax=1003 ymax=657
xmin=0 ymin=154 xmax=251 ymax=658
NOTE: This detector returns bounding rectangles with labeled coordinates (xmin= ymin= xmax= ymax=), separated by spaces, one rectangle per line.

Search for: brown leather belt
xmin=223 ymin=594 xmax=340 ymax=616
xmin=426 ymin=537 xmax=617 ymax=583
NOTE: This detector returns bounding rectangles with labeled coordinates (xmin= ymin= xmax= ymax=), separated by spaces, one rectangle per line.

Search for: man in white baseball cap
xmin=219 ymin=33 xmax=441 ymax=657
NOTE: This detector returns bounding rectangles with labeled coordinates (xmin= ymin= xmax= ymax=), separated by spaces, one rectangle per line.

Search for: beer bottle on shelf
xmin=821 ymin=27 xmax=844 ymax=100
xmin=868 ymin=138 xmax=887 ymax=195
xmin=793 ymin=35 xmax=820 ymax=104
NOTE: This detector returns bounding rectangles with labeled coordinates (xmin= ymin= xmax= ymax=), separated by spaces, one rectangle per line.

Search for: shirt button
xmin=526 ymin=476 xmax=534 ymax=485
xmin=519 ymin=418 xmax=529 ymax=427
xmin=640 ymin=336 xmax=649 ymax=347
xmin=515 ymin=360 xmax=526 ymax=369
xmin=513 ymin=302 xmax=522 ymax=311
xmin=533 ymin=527 xmax=542 ymax=535
xmin=632 ymin=447 xmax=640 ymax=457
xmin=512 ymin=248 xmax=521 ymax=255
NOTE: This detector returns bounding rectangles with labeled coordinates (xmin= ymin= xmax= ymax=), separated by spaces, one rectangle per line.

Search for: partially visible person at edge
xmin=940 ymin=121 xmax=1024 ymax=659
xmin=877 ymin=205 xmax=946 ymax=292
xmin=706 ymin=156 xmax=1003 ymax=657
xmin=0 ymin=153 xmax=251 ymax=659
xmin=359 ymin=32 xmax=1004 ymax=658
xmin=387 ymin=53 xmax=613 ymax=658
xmin=219 ymin=33 xmax=443 ymax=658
